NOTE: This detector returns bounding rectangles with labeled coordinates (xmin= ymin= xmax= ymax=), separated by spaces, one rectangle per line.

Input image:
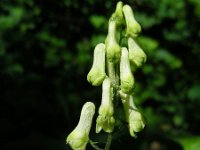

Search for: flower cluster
xmin=66 ymin=1 xmax=147 ymax=149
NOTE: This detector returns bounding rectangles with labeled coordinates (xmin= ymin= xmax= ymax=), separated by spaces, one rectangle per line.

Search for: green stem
xmin=105 ymin=61 xmax=120 ymax=150
xmin=115 ymin=62 xmax=120 ymax=90
xmin=114 ymin=62 xmax=120 ymax=107
xmin=89 ymin=140 xmax=104 ymax=150
xmin=107 ymin=61 xmax=116 ymax=87
xmin=105 ymin=133 xmax=112 ymax=150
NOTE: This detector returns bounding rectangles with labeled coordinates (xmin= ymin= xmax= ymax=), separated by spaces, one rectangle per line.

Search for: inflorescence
xmin=66 ymin=1 xmax=147 ymax=150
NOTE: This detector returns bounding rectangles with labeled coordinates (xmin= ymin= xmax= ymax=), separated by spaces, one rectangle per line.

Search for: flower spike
xmin=67 ymin=2 xmax=147 ymax=149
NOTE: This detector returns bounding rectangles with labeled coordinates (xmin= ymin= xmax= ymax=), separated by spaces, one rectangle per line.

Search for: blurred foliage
xmin=1 ymin=0 xmax=200 ymax=150
xmin=175 ymin=136 xmax=200 ymax=150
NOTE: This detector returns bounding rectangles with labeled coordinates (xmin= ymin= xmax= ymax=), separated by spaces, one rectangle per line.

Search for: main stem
xmin=105 ymin=60 xmax=120 ymax=150
xmin=105 ymin=133 xmax=112 ymax=150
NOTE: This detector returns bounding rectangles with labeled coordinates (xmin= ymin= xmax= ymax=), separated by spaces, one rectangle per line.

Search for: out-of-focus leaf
xmin=173 ymin=115 xmax=183 ymax=127
xmin=189 ymin=0 xmax=200 ymax=17
xmin=0 ymin=7 xmax=24 ymax=29
xmin=5 ymin=63 xmax=24 ymax=75
xmin=89 ymin=15 xmax=107 ymax=29
xmin=155 ymin=49 xmax=182 ymax=69
xmin=188 ymin=85 xmax=200 ymax=101
xmin=175 ymin=136 xmax=200 ymax=150
xmin=143 ymin=107 xmax=164 ymax=129
xmin=90 ymin=34 xmax=106 ymax=47
xmin=137 ymin=13 xmax=159 ymax=29
xmin=138 ymin=36 xmax=159 ymax=53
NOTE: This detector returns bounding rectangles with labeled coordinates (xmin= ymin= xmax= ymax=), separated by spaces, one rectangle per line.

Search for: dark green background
xmin=1 ymin=0 xmax=200 ymax=149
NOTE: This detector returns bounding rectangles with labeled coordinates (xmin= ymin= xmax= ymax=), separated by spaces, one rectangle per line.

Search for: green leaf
xmin=188 ymin=85 xmax=200 ymax=101
xmin=175 ymin=136 xmax=200 ymax=150
xmin=137 ymin=36 xmax=159 ymax=53
xmin=89 ymin=15 xmax=107 ymax=29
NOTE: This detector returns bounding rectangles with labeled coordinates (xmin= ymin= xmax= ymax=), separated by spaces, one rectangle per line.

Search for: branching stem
xmin=89 ymin=140 xmax=104 ymax=150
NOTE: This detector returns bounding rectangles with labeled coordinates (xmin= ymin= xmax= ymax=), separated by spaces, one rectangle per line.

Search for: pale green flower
xmin=111 ymin=1 xmax=124 ymax=26
xmin=122 ymin=96 xmax=145 ymax=138
xmin=128 ymin=37 xmax=147 ymax=67
xmin=105 ymin=20 xmax=121 ymax=63
xmin=123 ymin=5 xmax=141 ymax=38
xmin=96 ymin=77 xmax=115 ymax=133
xmin=66 ymin=102 xmax=95 ymax=150
xmin=87 ymin=43 xmax=106 ymax=86
xmin=120 ymin=47 xmax=135 ymax=94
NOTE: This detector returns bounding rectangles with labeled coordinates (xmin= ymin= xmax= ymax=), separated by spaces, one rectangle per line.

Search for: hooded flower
xmin=66 ymin=102 xmax=95 ymax=150
xmin=111 ymin=1 xmax=124 ymax=26
xmin=105 ymin=20 xmax=121 ymax=63
xmin=123 ymin=5 xmax=141 ymax=38
xmin=120 ymin=47 xmax=135 ymax=94
xmin=96 ymin=77 xmax=115 ymax=133
xmin=122 ymin=95 xmax=145 ymax=137
xmin=128 ymin=37 xmax=147 ymax=67
xmin=87 ymin=43 xmax=106 ymax=86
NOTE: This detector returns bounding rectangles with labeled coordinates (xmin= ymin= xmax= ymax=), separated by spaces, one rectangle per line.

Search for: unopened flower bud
xmin=123 ymin=5 xmax=141 ymax=38
xmin=123 ymin=96 xmax=145 ymax=138
xmin=96 ymin=77 xmax=115 ymax=133
xmin=105 ymin=20 xmax=121 ymax=63
xmin=111 ymin=1 xmax=124 ymax=26
xmin=66 ymin=102 xmax=95 ymax=150
xmin=87 ymin=43 xmax=106 ymax=86
xmin=128 ymin=37 xmax=147 ymax=67
xmin=120 ymin=47 xmax=135 ymax=94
